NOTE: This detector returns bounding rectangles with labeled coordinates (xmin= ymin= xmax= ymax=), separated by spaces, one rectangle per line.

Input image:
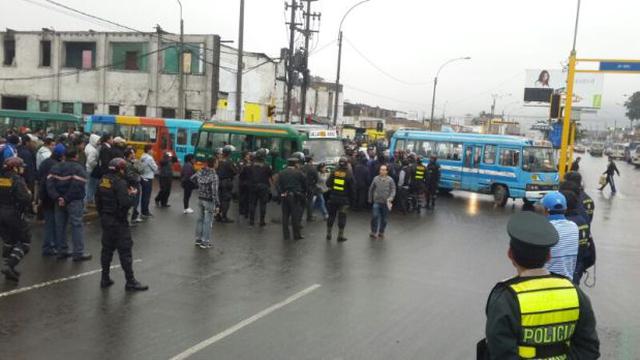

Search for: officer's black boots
xmin=337 ymin=229 xmax=347 ymax=243
xmin=2 ymin=265 xmax=19 ymax=282
xmin=125 ymin=280 xmax=149 ymax=292
xmin=100 ymin=277 xmax=114 ymax=288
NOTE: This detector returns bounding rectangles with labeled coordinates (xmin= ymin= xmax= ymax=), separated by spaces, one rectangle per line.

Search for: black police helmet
xmin=222 ymin=145 xmax=236 ymax=155
xmin=255 ymin=148 xmax=268 ymax=160
xmin=292 ymin=152 xmax=305 ymax=163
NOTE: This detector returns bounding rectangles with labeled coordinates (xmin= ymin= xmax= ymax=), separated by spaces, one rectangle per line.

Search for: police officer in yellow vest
xmin=410 ymin=155 xmax=427 ymax=213
xmin=478 ymin=212 xmax=599 ymax=360
xmin=326 ymin=157 xmax=355 ymax=242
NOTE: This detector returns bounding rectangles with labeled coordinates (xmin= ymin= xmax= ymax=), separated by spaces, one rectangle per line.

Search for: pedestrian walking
xmin=84 ymin=134 xmax=100 ymax=206
xmin=598 ymin=157 xmax=620 ymax=193
xmin=96 ymin=158 xmax=148 ymax=291
xmin=276 ymin=156 xmax=307 ymax=240
xmin=541 ymin=191 xmax=579 ymax=280
xmin=425 ymin=155 xmax=441 ymax=209
xmin=571 ymin=156 xmax=581 ymax=172
xmin=0 ymin=157 xmax=32 ymax=282
xmin=46 ymin=148 xmax=92 ymax=261
xmin=38 ymin=143 xmax=65 ymax=256
xmin=368 ymin=165 xmax=396 ymax=239
xmin=191 ymin=157 xmax=220 ymax=249
xmin=181 ymin=154 xmax=196 ymax=214
xmin=248 ymin=149 xmax=272 ymax=227
xmin=325 ymin=157 xmax=355 ymax=242
xmin=314 ymin=162 xmax=329 ymax=220
xmin=477 ymin=212 xmax=599 ymax=359
xmin=216 ymin=145 xmax=237 ymax=223
xmin=139 ymin=145 xmax=157 ymax=217
xmin=154 ymin=152 xmax=173 ymax=208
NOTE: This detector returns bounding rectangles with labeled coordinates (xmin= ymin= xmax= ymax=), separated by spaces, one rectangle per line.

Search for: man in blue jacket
xmin=47 ymin=148 xmax=92 ymax=261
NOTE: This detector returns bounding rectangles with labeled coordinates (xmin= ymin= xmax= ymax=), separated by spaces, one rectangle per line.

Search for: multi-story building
xmin=0 ymin=29 xmax=220 ymax=119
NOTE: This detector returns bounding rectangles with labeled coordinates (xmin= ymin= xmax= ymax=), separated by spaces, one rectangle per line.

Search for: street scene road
xmin=0 ymin=155 xmax=637 ymax=359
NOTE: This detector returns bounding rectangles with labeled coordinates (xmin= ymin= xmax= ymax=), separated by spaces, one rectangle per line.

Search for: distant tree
xmin=624 ymin=92 xmax=640 ymax=128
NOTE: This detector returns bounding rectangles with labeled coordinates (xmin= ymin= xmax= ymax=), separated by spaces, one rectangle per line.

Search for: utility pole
xmin=235 ymin=0 xmax=245 ymax=122
xmin=284 ymin=0 xmax=301 ymax=123
xmin=177 ymin=0 xmax=185 ymax=119
xmin=299 ymin=0 xmax=320 ymax=125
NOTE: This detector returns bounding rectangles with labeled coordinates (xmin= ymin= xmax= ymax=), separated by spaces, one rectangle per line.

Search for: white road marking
xmin=169 ymin=283 xmax=322 ymax=360
xmin=0 ymin=259 xmax=142 ymax=299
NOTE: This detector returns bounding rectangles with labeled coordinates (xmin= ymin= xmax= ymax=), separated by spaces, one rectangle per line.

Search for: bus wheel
xmin=493 ymin=185 xmax=509 ymax=208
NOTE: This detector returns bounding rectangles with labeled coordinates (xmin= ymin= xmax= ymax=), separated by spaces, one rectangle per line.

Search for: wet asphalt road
xmin=0 ymin=155 xmax=638 ymax=359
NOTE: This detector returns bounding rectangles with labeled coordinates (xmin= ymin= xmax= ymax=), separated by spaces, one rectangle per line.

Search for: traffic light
xmin=549 ymin=94 xmax=561 ymax=119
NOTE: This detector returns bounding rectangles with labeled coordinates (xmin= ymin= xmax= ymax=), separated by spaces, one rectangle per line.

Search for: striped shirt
xmin=545 ymin=214 xmax=579 ymax=280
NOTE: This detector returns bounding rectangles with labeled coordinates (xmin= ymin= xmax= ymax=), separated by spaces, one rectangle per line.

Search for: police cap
xmin=507 ymin=212 xmax=559 ymax=249
xmin=287 ymin=157 xmax=299 ymax=166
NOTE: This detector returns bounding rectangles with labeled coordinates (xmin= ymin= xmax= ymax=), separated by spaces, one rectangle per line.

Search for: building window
xmin=1 ymin=96 xmax=27 ymax=110
xmin=111 ymin=42 xmax=148 ymax=71
xmin=3 ymin=38 xmax=16 ymax=66
xmin=82 ymin=103 xmax=95 ymax=115
xmin=39 ymin=101 xmax=50 ymax=112
xmin=162 ymin=43 xmax=204 ymax=74
xmin=185 ymin=109 xmax=193 ymax=119
xmin=61 ymin=102 xmax=75 ymax=114
xmin=161 ymin=108 xmax=176 ymax=118
xmin=40 ymin=40 xmax=51 ymax=67
xmin=135 ymin=105 xmax=147 ymax=117
xmin=64 ymin=42 xmax=96 ymax=69
xmin=108 ymin=105 xmax=120 ymax=115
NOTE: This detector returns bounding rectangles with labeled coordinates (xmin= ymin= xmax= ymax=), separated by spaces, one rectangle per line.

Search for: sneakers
xmin=72 ymin=253 xmax=93 ymax=262
xmin=184 ymin=208 xmax=194 ymax=214
xmin=195 ymin=239 xmax=203 ymax=247
xmin=198 ymin=242 xmax=212 ymax=249
xmin=369 ymin=233 xmax=378 ymax=239
xmin=2 ymin=266 xmax=20 ymax=282
xmin=100 ymin=277 xmax=115 ymax=288
xmin=125 ymin=280 xmax=149 ymax=292
xmin=133 ymin=217 xmax=144 ymax=223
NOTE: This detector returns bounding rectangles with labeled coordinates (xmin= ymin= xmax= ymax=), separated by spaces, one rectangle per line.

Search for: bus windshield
xmin=523 ymin=147 xmax=556 ymax=173
xmin=303 ymin=139 xmax=345 ymax=164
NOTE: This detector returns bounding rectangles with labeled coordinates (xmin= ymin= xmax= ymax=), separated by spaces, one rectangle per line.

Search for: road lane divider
xmin=169 ymin=283 xmax=322 ymax=360
xmin=0 ymin=259 xmax=142 ymax=299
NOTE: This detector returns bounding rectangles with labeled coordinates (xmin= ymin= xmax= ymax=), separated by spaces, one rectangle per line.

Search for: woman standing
xmin=181 ymin=154 xmax=196 ymax=214
xmin=155 ymin=152 xmax=174 ymax=208
xmin=314 ymin=163 xmax=329 ymax=220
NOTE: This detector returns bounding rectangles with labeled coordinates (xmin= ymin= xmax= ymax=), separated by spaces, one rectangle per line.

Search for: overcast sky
xmin=3 ymin=0 xmax=640 ymax=129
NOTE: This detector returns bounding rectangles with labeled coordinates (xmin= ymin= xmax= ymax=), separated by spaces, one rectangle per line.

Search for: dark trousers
xmin=281 ymin=194 xmax=303 ymax=239
xmin=140 ymin=178 xmax=153 ymax=215
xmin=0 ymin=208 xmax=31 ymax=269
xmin=100 ymin=216 xmax=134 ymax=282
xmin=239 ymin=184 xmax=250 ymax=217
xmin=599 ymin=175 xmax=616 ymax=193
xmin=131 ymin=184 xmax=141 ymax=220
xmin=155 ymin=177 xmax=172 ymax=206
xmin=183 ymin=186 xmax=193 ymax=210
xmin=327 ymin=202 xmax=348 ymax=230
xmin=355 ymin=186 xmax=368 ymax=210
xmin=218 ymin=180 xmax=233 ymax=220
xmin=396 ymin=187 xmax=409 ymax=214
xmin=249 ymin=185 xmax=269 ymax=224
xmin=305 ymin=191 xmax=315 ymax=220
xmin=426 ymin=184 xmax=437 ymax=208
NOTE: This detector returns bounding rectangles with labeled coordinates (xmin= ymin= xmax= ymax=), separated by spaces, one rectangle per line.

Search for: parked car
xmin=632 ymin=146 xmax=640 ymax=167
xmin=625 ymin=141 xmax=640 ymax=163
xmin=574 ymin=144 xmax=586 ymax=153
xmin=589 ymin=143 xmax=604 ymax=157
xmin=610 ymin=143 xmax=626 ymax=160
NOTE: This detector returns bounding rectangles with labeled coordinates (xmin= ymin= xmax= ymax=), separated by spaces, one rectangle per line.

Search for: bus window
xmin=435 ymin=142 xmax=462 ymax=161
xmin=483 ymin=145 xmax=496 ymax=164
xmin=256 ymin=136 xmax=273 ymax=150
xmin=405 ymin=140 xmax=415 ymax=152
xmin=229 ymin=134 xmax=248 ymax=150
xmin=161 ymin=133 xmax=170 ymax=150
xmin=198 ymin=132 xmax=227 ymax=149
xmin=177 ymin=128 xmax=187 ymax=145
xmin=190 ymin=132 xmax=198 ymax=146
xmin=417 ymin=140 xmax=435 ymax=158
xmin=395 ymin=139 xmax=406 ymax=151
xmin=464 ymin=146 xmax=473 ymax=167
xmin=499 ymin=148 xmax=520 ymax=167
xmin=281 ymin=140 xmax=294 ymax=159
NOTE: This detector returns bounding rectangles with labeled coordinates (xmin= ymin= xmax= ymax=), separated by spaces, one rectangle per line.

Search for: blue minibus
xmin=390 ymin=130 xmax=559 ymax=207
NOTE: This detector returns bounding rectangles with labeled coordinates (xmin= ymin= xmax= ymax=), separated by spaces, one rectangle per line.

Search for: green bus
xmin=0 ymin=109 xmax=83 ymax=136
xmin=195 ymin=121 xmax=345 ymax=171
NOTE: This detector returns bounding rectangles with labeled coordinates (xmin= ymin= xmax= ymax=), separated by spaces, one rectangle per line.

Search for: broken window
xmin=3 ymin=38 xmax=15 ymax=66
xmin=162 ymin=43 xmax=204 ymax=74
xmin=111 ymin=42 xmax=148 ymax=71
xmin=61 ymin=102 xmax=75 ymax=114
xmin=108 ymin=105 xmax=120 ymax=115
xmin=64 ymin=42 xmax=96 ymax=69
xmin=40 ymin=40 xmax=51 ymax=67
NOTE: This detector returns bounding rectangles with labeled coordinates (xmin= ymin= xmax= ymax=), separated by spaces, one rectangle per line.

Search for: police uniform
xmin=217 ymin=156 xmax=237 ymax=222
xmin=276 ymin=160 xmax=307 ymax=240
xmin=478 ymin=212 xmax=599 ymax=360
xmin=96 ymin=165 xmax=147 ymax=291
xmin=410 ymin=161 xmax=427 ymax=212
xmin=238 ymin=155 xmax=252 ymax=219
xmin=248 ymin=159 xmax=273 ymax=226
xmin=325 ymin=163 xmax=355 ymax=242
xmin=0 ymin=169 xmax=32 ymax=281
xmin=425 ymin=158 xmax=441 ymax=209
xmin=302 ymin=161 xmax=319 ymax=221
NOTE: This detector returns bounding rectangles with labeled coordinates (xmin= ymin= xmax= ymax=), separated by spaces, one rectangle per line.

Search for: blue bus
xmin=164 ymin=118 xmax=203 ymax=165
xmin=390 ymin=130 xmax=559 ymax=207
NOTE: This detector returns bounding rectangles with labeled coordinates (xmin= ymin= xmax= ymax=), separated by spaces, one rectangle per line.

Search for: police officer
xmin=238 ymin=150 xmax=252 ymax=220
xmin=276 ymin=156 xmax=307 ymax=240
xmin=248 ymin=148 xmax=273 ymax=227
xmin=216 ymin=145 xmax=237 ymax=223
xmin=301 ymin=153 xmax=319 ymax=221
xmin=96 ymin=158 xmax=148 ymax=291
xmin=0 ymin=158 xmax=32 ymax=281
xmin=410 ymin=154 xmax=427 ymax=213
xmin=478 ymin=212 xmax=599 ymax=359
xmin=561 ymin=189 xmax=595 ymax=286
xmin=325 ymin=157 xmax=355 ymax=242
xmin=425 ymin=155 xmax=441 ymax=209
xmin=563 ymin=171 xmax=595 ymax=224
xmin=396 ymin=156 xmax=412 ymax=214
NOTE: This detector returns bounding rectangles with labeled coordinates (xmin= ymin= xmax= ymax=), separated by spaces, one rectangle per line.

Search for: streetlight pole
xmin=333 ymin=0 xmax=372 ymax=126
xmin=428 ymin=56 xmax=471 ymax=130
xmin=177 ymin=0 xmax=185 ymax=119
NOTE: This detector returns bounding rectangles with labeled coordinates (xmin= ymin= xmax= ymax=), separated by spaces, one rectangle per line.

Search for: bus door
xmin=462 ymin=145 xmax=482 ymax=190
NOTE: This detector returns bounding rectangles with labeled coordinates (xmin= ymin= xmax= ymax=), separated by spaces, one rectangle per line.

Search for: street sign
xmin=599 ymin=61 xmax=640 ymax=72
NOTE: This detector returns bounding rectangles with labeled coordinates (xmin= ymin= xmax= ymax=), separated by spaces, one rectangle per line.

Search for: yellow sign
xmin=0 ymin=177 xmax=13 ymax=187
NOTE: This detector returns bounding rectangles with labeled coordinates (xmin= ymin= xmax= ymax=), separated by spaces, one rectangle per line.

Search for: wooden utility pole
xmin=299 ymin=0 xmax=320 ymax=125
xmin=284 ymin=0 xmax=300 ymax=123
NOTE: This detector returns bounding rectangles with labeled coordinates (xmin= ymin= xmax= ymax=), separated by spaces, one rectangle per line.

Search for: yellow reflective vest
xmin=508 ymin=276 xmax=580 ymax=359
xmin=332 ymin=171 xmax=346 ymax=192
xmin=414 ymin=165 xmax=425 ymax=181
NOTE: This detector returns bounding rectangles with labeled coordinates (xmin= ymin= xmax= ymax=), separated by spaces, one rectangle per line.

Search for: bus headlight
xmin=526 ymin=184 xmax=540 ymax=191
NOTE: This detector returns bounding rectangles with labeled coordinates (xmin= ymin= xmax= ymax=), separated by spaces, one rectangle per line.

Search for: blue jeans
xmin=371 ymin=202 xmax=389 ymax=234
xmin=54 ymin=200 xmax=85 ymax=256
xmin=314 ymin=194 xmax=328 ymax=217
xmin=42 ymin=207 xmax=57 ymax=254
xmin=85 ymin=176 xmax=98 ymax=204
xmin=195 ymin=199 xmax=214 ymax=244
xmin=140 ymin=178 xmax=153 ymax=215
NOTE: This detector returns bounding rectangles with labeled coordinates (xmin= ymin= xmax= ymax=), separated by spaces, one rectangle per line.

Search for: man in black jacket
xmin=96 ymin=158 xmax=148 ymax=291
xmin=598 ymin=157 xmax=620 ymax=193
xmin=47 ymin=149 xmax=92 ymax=261
xmin=38 ymin=144 xmax=65 ymax=256
xmin=96 ymin=134 xmax=115 ymax=179
xmin=154 ymin=152 xmax=174 ymax=207
xmin=301 ymin=154 xmax=319 ymax=221
xmin=325 ymin=157 xmax=356 ymax=242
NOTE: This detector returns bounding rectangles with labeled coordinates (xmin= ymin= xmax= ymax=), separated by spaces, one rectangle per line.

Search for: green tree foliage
xmin=624 ymin=92 xmax=640 ymax=127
